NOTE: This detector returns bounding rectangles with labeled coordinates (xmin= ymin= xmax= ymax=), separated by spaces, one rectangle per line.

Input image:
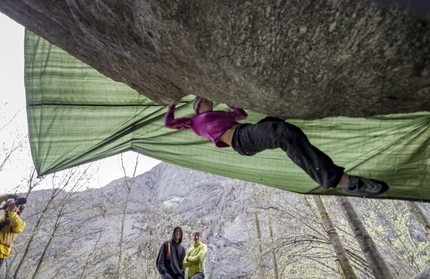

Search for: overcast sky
xmin=0 ymin=13 xmax=160 ymax=194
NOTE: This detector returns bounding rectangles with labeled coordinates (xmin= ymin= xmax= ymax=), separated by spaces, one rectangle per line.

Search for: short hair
xmin=193 ymin=232 xmax=201 ymax=236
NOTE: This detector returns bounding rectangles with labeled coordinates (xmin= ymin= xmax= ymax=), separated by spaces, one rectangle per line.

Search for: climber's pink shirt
xmin=164 ymin=105 xmax=248 ymax=147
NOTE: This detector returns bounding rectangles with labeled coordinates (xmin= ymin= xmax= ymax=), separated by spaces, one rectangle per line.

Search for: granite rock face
xmin=14 ymin=163 xmax=430 ymax=278
xmin=1 ymin=0 xmax=429 ymax=119
xmin=22 ymin=163 xmax=266 ymax=278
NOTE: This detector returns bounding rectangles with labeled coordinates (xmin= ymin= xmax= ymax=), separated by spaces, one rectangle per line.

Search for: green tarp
xmin=25 ymin=30 xmax=430 ymax=201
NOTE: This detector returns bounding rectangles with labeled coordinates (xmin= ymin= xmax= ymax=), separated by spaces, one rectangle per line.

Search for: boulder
xmin=1 ymin=0 xmax=429 ymax=119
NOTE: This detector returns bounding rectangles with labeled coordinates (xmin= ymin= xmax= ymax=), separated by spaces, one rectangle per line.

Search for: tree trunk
xmin=13 ymin=187 xmax=60 ymax=279
xmin=252 ymin=184 xmax=266 ymax=279
xmin=406 ymin=201 xmax=430 ymax=241
xmin=79 ymin=230 xmax=104 ymax=279
xmin=117 ymin=186 xmax=132 ymax=279
xmin=117 ymin=154 xmax=138 ymax=279
xmin=337 ymin=197 xmax=394 ymax=279
xmin=31 ymin=205 xmax=66 ymax=279
xmin=313 ymin=195 xmax=357 ymax=279
xmin=269 ymin=216 xmax=279 ymax=279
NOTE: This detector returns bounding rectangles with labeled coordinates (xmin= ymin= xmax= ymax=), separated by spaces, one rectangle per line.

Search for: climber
xmin=164 ymin=96 xmax=389 ymax=196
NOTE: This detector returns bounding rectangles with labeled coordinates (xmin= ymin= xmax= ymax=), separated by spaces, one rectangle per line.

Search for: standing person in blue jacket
xmin=156 ymin=227 xmax=186 ymax=279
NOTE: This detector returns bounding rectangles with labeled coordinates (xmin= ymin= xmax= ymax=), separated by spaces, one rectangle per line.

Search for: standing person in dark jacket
xmin=156 ymin=227 xmax=186 ymax=279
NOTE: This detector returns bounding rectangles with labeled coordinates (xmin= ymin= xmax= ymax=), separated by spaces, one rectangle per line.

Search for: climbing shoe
xmin=342 ymin=176 xmax=389 ymax=196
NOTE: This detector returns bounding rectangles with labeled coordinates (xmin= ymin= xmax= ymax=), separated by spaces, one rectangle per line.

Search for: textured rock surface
xmin=15 ymin=163 xmax=430 ymax=278
xmin=1 ymin=0 xmax=430 ymax=119
xmin=22 ymin=163 xmax=264 ymax=278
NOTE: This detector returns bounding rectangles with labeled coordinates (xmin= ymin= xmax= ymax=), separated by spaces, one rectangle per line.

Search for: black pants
xmin=0 ymin=258 xmax=4 ymax=270
xmin=161 ymin=273 xmax=184 ymax=279
xmin=231 ymin=117 xmax=344 ymax=189
xmin=190 ymin=272 xmax=205 ymax=279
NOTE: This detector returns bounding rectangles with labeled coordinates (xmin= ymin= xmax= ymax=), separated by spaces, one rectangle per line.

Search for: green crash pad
xmin=25 ymin=30 xmax=430 ymax=201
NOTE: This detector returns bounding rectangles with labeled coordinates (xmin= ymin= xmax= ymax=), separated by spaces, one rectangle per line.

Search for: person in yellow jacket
xmin=0 ymin=195 xmax=26 ymax=271
xmin=183 ymin=232 xmax=207 ymax=279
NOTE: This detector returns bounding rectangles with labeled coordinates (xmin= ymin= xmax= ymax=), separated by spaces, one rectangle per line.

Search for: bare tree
xmin=268 ymin=216 xmax=279 ymax=279
xmin=0 ymin=135 xmax=24 ymax=173
xmin=337 ymin=197 xmax=394 ymax=279
xmin=11 ymin=165 xmax=93 ymax=279
xmin=116 ymin=154 xmax=139 ymax=279
xmin=252 ymin=183 xmax=267 ymax=279
xmin=31 ymin=202 xmax=66 ymax=279
xmin=406 ymin=201 xmax=430 ymax=241
xmin=78 ymin=228 xmax=105 ymax=279
xmin=312 ymin=195 xmax=357 ymax=279
xmin=249 ymin=186 xmax=348 ymax=278
xmin=360 ymin=200 xmax=430 ymax=278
